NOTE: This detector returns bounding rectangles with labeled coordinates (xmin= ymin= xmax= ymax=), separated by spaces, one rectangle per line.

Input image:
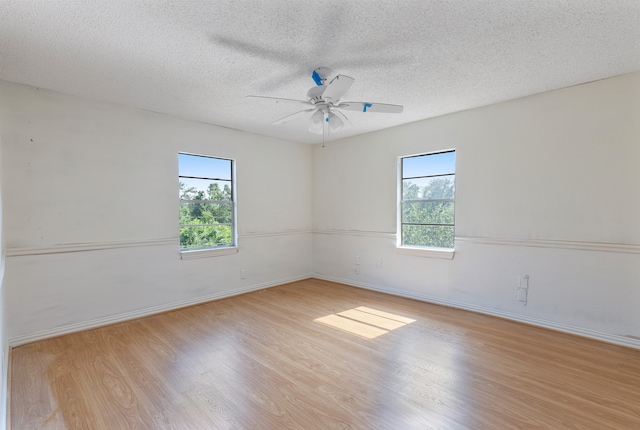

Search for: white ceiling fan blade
xmin=246 ymin=95 xmax=312 ymax=107
xmin=272 ymin=109 xmax=314 ymax=125
xmin=321 ymin=74 xmax=355 ymax=103
xmin=331 ymin=109 xmax=352 ymax=127
xmin=338 ymin=102 xmax=404 ymax=113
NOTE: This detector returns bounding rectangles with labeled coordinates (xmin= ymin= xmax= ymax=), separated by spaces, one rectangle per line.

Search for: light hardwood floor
xmin=11 ymin=279 xmax=640 ymax=429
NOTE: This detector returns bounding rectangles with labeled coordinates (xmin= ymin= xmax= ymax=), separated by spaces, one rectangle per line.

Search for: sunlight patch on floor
xmin=314 ymin=306 xmax=416 ymax=339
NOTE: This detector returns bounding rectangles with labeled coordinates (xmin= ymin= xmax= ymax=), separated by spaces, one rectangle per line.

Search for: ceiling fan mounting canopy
xmin=247 ymin=67 xmax=403 ymax=135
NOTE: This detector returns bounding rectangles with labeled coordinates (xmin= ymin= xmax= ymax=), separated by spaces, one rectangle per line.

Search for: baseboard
xmin=10 ymin=272 xmax=639 ymax=351
xmin=9 ymin=274 xmax=312 ymax=347
xmin=312 ymin=274 xmax=640 ymax=350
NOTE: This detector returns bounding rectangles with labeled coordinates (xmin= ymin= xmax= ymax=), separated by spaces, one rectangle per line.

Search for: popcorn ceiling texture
xmin=0 ymin=0 xmax=638 ymax=144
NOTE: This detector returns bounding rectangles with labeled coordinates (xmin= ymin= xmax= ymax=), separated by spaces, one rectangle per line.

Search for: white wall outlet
xmin=516 ymin=275 xmax=529 ymax=304
xmin=376 ymin=257 xmax=382 ymax=268
xmin=517 ymin=288 xmax=527 ymax=302
xmin=241 ymin=269 xmax=246 ymax=279
xmin=355 ymin=266 xmax=360 ymax=275
xmin=355 ymin=255 xmax=360 ymax=264
xmin=518 ymin=275 xmax=529 ymax=289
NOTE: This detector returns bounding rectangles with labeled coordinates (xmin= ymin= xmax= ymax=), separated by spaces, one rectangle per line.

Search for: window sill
xmin=396 ymin=246 xmax=455 ymax=260
xmin=180 ymin=246 xmax=238 ymax=260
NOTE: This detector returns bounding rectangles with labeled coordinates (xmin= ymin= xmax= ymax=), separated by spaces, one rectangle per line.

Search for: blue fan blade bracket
xmin=312 ymin=70 xmax=323 ymax=86
xmin=363 ymin=103 xmax=372 ymax=112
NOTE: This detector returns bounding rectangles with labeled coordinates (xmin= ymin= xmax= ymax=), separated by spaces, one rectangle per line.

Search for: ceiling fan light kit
xmin=309 ymin=109 xmax=324 ymax=133
xmin=248 ymin=67 xmax=403 ymax=137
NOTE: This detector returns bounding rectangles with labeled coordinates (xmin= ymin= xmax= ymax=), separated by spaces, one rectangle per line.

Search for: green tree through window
xmin=178 ymin=153 xmax=234 ymax=250
xmin=401 ymin=151 xmax=455 ymax=249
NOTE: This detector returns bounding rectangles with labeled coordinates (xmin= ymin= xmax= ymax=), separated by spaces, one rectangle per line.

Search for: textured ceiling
xmin=1 ymin=1 xmax=639 ymax=144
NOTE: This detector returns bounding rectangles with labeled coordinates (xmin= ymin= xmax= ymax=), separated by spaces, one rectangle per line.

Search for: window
xmin=400 ymin=150 xmax=455 ymax=249
xmin=178 ymin=153 xmax=235 ymax=251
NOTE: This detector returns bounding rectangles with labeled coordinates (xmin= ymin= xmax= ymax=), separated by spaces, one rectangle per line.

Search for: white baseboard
xmin=10 ymin=272 xmax=640 ymax=351
xmin=312 ymin=274 xmax=640 ymax=350
xmin=9 ymin=274 xmax=312 ymax=347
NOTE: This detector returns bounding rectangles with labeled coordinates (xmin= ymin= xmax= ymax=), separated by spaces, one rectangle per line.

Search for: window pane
xmin=403 ymin=175 xmax=454 ymax=200
xmin=180 ymin=202 xmax=232 ymax=225
xmin=180 ymin=225 xmax=233 ymax=250
xmin=179 ymin=153 xmax=231 ymax=180
xmin=402 ymin=201 xmax=454 ymax=224
xmin=178 ymin=153 xmax=235 ymax=251
xmin=403 ymin=151 xmax=455 ymax=178
xmin=402 ymin=225 xmax=454 ymax=249
xmin=179 ymin=178 xmax=232 ymax=200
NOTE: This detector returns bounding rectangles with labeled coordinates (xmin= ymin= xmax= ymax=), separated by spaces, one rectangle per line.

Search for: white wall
xmin=0 ymin=81 xmax=313 ymax=342
xmin=0 ymin=129 xmax=7 ymax=428
xmin=1 ymin=72 xmax=639 ymax=351
xmin=313 ymin=72 xmax=640 ymax=345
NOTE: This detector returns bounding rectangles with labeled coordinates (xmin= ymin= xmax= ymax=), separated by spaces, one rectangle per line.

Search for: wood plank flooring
xmin=11 ymin=279 xmax=640 ymax=429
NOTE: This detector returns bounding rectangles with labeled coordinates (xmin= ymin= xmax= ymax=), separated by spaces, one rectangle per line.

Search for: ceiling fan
xmin=247 ymin=67 xmax=403 ymax=134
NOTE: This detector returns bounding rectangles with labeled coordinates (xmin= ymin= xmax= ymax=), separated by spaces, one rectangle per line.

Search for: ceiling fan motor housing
xmin=312 ymin=67 xmax=335 ymax=86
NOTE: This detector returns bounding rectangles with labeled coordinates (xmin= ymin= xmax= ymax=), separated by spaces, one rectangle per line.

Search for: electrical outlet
xmin=241 ymin=269 xmax=246 ymax=279
xmin=355 ymin=266 xmax=360 ymax=275
xmin=517 ymin=288 xmax=527 ymax=302
xmin=516 ymin=275 xmax=529 ymax=304
xmin=355 ymin=255 xmax=360 ymax=264
xmin=376 ymin=257 xmax=382 ymax=268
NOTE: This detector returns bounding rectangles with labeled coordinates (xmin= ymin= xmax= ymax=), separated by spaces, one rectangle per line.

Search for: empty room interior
xmin=1 ymin=1 xmax=640 ymax=429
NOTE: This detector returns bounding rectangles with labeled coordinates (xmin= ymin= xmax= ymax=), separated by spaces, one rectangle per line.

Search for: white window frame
xmin=178 ymin=153 xmax=238 ymax=260
xmin=397 ymin=150 xmax=455 ymax=259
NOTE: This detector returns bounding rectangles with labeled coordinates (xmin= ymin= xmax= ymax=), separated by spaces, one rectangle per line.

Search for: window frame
xmin=178 ymin=152 xmax=238 ymax=259
xmin=397 ymin=150 xmax=456 ymax=259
